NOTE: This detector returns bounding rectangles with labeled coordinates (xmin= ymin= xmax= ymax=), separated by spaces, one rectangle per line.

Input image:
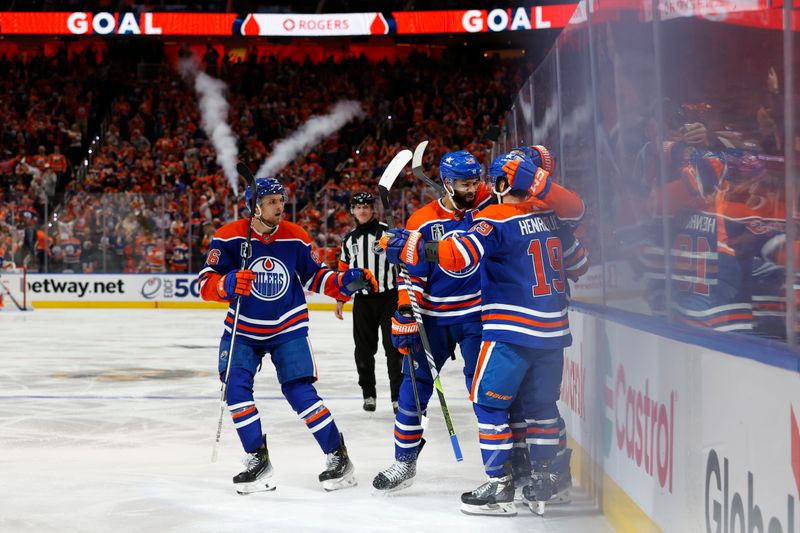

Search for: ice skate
xmin=372 ymin=438 xmax=424 ymax=493
xmin=549 ymin=448 xmax=573 ymax=505
xmin=523 ymin=460 xmax=557 ymax=515
xmin=319 ymin=434 xmax=357 ymax=491
xmin=510 ymin=446 xmax=531 ymax=502
xmin=233 ymin=445 xmax=275 ymax=495
xmin=460 ymin=469 xmax=516 ymax=517
xmin=372 ymin=458 xmax=417 ymax=493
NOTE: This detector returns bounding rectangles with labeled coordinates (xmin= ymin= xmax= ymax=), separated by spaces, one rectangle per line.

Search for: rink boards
xmin=24 ymin=273 xmax=347 ymax=310
xmin=561 ymin=306 xmax=800 ymax=533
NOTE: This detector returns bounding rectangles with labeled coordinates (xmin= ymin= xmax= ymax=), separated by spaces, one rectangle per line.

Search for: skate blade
xmin=372 ymin=477 xmax=414 ymax=495
xmin=549 ymin=490 xmax=571 ymax=505
xmin=235 ymin=477 xmax=277 ymax=495
xmin=528 ymin=501 xmax=546 ymax=516
xmin=460 ymin=502 xmax=517 ymax=517
xmin=321 ymin=471 xmax=357 ymax=492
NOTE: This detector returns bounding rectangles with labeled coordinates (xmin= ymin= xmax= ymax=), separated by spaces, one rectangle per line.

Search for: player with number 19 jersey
xmin=439 ymin=203 xmax=588 ymax=350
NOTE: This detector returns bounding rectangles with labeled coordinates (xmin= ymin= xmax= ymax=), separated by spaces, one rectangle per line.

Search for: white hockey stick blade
xmin=412 ymin=140 xmax=428 ymax=169
xmin=378 ymin=149 xmax=412 ymax=190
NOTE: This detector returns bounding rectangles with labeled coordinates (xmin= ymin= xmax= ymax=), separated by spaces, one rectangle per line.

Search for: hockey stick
xmin=0 ymin=277 xmax=25 ymax=311
xmin=211 ymin=161 xmax=258 ymax=463
xmin=412 ymin=140 xmax=446 ymax=196
xmin=379 ymin=149 xmax=463 ymax=462
xmin=377 ymin=151 xmax=425 ymax=429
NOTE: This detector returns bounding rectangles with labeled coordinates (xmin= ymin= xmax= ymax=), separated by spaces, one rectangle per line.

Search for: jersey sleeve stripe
xmin=459 ymin=236 xmax=480 ymax=265
xmin=452 ymin=238 xmax=472 ymax=268
xmin=465 ymin=233 xmax=484 ymax=256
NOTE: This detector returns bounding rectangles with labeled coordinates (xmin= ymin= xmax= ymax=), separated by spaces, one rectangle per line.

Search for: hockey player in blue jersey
xmin=370 ymin=150 xmax=492 ymax=492
xmin=490 ymin=150 xmax=582 ymax=507
xmin=199 ymin=177 xmax=378 ymax=494
xmin=384 ymin=150 xmax=588 ymax=515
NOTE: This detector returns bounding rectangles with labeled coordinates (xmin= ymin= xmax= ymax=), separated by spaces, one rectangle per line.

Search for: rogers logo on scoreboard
xmin=245 ymin=13 xmax=388 ymax=36
xmin=66 ymin=12 xmax=163 ymax=34
xmin=462 ymin=7 xmax=556 ymax=32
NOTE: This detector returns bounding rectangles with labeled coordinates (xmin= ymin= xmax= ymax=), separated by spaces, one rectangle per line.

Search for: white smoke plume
xmin=178 ymin=58 xmax=240 ymax=194
xmin=256 ymin=100 xmax=365 ymax=179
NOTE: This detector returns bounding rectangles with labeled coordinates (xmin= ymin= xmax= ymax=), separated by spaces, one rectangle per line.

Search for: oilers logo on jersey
xmin=438 ymin=229 xmax=480 ymax=279
xmin=249 ymin=256 xmax=291 ymax=301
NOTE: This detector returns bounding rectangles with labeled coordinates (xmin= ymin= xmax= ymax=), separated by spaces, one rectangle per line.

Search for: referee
xmin=335 ymin=192 xmax=403 ymax=413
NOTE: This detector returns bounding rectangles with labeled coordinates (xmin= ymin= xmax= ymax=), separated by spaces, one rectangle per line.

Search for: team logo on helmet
xmin=249 ymin=256 xmax=291 ymax=301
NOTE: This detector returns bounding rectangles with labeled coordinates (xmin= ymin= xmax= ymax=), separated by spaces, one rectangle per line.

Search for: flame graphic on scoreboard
xmin=241 ymin=14 xmax=261 ymax=36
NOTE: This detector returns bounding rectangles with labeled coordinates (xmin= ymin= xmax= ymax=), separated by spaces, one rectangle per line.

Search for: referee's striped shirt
xmin=338 ymin=218 xmax=397 ymax=295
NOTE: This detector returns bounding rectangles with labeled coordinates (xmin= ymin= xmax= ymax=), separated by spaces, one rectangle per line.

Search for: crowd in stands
xmin=0 ymin=47 xmax=109 ymax=272
xmin=0 ymin=45 xmax=523 ymax=273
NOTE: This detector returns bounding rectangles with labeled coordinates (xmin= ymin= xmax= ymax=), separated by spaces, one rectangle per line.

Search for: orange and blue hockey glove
xmin=528 ymin=145 xmax=555 ymax=173
xmin=383 ymin=229 xmax=425 ymax=266
xmin=216 ymin=269 xmax=256 ymax=300
xmin=338 ymin=268 xmax=379 ymax=296
xmin=391 ymin=307 xmax=421 ymax=355
xmin=502 ymin=156 xmax=552 ymax=199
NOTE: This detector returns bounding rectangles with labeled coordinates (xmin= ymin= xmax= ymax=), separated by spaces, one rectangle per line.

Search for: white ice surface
xmin=0 ymin=309 xmax=613 ymax=533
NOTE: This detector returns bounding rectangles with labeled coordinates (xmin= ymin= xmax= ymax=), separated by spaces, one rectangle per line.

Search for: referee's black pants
xmin=352 ymin=289 xmax=403 ymax=401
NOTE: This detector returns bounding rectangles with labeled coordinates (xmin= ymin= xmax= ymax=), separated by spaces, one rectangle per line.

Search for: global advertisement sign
xmin=560 ymin=310 xmax=800 ymax=532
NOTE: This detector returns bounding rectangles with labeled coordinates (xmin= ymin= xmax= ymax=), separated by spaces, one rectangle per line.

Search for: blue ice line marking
xmin=0 ymin=395 xmax=365 ymax=401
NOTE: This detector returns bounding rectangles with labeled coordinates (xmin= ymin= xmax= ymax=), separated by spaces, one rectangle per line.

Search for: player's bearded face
xmin=255 ymin=194 xmax=285 ymax=229
xmin=449 ymin=178 xmax=481 ymax=208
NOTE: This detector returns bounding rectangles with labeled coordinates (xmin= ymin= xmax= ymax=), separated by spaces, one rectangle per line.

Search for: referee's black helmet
xmin=350 ymin=192 xmax=375 ymax=208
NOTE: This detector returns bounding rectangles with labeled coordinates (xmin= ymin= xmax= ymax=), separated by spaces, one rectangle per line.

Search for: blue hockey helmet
xmin=488 ymin=150 xmax=528 ymax=197
xmin=488 ymin=151 xmax=523 ymax=182
xmin=245 ymin=177 xmax=287 ymax=207
xmin=439 ymin=150 xmax=482 ymax=184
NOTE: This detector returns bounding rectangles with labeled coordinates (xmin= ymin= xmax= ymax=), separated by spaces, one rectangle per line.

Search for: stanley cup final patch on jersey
xmin=248 ymin=256 xmax=291 ymax=301
xmin=431 ymin=224 xmax=445 ymax=241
